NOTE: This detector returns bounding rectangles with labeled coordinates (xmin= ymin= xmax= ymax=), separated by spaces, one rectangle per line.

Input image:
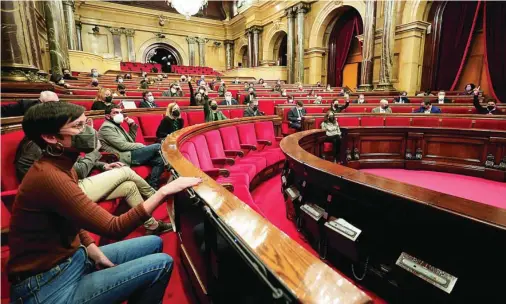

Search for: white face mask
xmin=171 ymin=88 xmax=176 ymax=93
xmin=147 ymin=96 xmax=155 ymax=103
xmin=118 ymin=79 xmax=123 ymax=83
xmin=225 ymin=96 xmax=231 ymax=102
xmin=113 ymin=113 xmax=124 ymax=124
xmin=92 ymin=72 xmax=98 ymax=77
xmin=438 ymin=94 xmax=445 ymax=100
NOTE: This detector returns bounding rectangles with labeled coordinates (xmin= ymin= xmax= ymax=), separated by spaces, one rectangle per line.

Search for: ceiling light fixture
xmin=167 ymin=0 xmax=208 ymax=20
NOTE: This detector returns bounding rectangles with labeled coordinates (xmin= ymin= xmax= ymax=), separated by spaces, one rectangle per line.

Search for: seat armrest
xmin=275 ymin=136 xmax=283 ymax=142
xmin=203 ymin=168 xmax=230 ymax=178
xmin=1 ymin=189 xmax=18 ymax=207
xmin=257 ymin=139 xmax=272 ymax=146
xmin=220 ymin=183 xmax=235 ymax=192
xmin=99 ymin=152 xmax=119 ymax=163
xmin=240 ymin=144 xmax=257 ymax=151
xmin=224 ymin=150 xmax=245 ymax=157
xmin=143 ymin=136 xmax=158 ymax=144
xmin=211 ymin=158 xmax=235 ymax=166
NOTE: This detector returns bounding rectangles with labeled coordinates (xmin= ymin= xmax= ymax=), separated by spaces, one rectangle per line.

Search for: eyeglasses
xmin=71 ymin=118 xmax=93 ymax=131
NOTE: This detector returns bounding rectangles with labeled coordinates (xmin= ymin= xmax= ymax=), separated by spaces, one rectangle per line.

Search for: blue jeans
xmin=10 ymin=236 xmax=173 ymax=304
xmin=131 ymin=143 xmax=165 ymax=189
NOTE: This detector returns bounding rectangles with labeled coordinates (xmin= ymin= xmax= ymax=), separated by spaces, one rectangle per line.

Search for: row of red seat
xmin=120 ymin=62 xmax=162 ymax=72
xmin=171 ymin=65 xmax=220 ymax=76
xmin=179 ymin=121 xmax=284 ymax=214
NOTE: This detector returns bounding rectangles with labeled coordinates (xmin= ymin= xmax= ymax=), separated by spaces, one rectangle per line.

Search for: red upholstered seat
xmin=236 ymin=124 xmax=283 ymax=166
xmin=412 ymin=117 xmax=440 ymax=127
xmin=444 ymin=107 xmax=472 ymax=114
xmin=361 ymin=116 xmax=384 ymax=127
xmin=187 ymin=111 xmax=205 ymax=125
xmin=385 ymin=117 xmax=411 ymax=126
xmin=393 ymin=107 xmax=414 ymax=113
xmin=345 ymin=107 xmax=367 ymax=113
xmin=337 ymin=117 xmax=360 ymax=127
xmin=232 ymin=184 xmax=264 ymax=217
xmin=229 ymin=109 xmax=244 ymax=119
xmin=1 ymin=131 xmax=24 ymax=193
xmin=258 ymin=100 xmax=275 ymax=115
xmin=1 ymin=246 xmax=11 ymax=303
xmin=138 ymin=114 xmax=164 ymax=139
xmin=218 ymin=127 xmax=268 ymax=172
xmin=473 ymin=119 xmax=506 ymax=131
xmin=254 ymin=121 xmax=280 ymax=148
xmin=441 ymin=118 xmax=473 ymax=128
xmin=1 ymin=201 xmax=10 ymax=235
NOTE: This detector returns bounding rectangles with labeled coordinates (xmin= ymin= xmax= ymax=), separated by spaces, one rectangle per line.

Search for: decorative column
xmin=224 ymin=40 xmax=234 ymax=69
xmin=197 ymin=37 xmax=208 ymax=66
xmin=295 ymin=3 xmax=310 ymax=83
xmin=62 ymin=0 xmax=77 ymax=50
xmin=124 ymin=29 xmax=136 ymax=62
xmin=76 ymin=21 xmax=83 ymax=51
xmin=1 ymin=0 xmax=44 ymax=81
xmin=375 ymin=0 xmax=396 ymax=91
xmin=108 ymin=27 xmax=123 ymax=59
xmin=186 ymin=37 xmax=197 ymax=66
xmin=357 ymin=0 xmax=376 ymax=92
xmin=251 ymin=26 xmax=263 ymax=67
xmin=246 ymin=29 xmax=253 ymax=68
xmin=44 ymin=0 xmax=71 ymax=77
xmin=286 ymin=7 xmax=296 ymax=83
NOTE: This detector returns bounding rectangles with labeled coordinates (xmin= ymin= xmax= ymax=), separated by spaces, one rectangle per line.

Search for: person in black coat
xmin=393 ymin=91 xmax=410 ymax=103
xmin=287 ymin=101 xmax=307 ymax=131
xmin=472 ymin=86 xmax=501 ymax=115
xmin=1 ymin=91 xmax=59 ymax=117
xmin=156 ymin=103 xmax=184 ymax=142
xmin=329 ymin=98 xmax=350 ymax=115
xmin=139 ymin=91 xmax=158 ymax=108
xmin=220 ymin=92 xmax=238 ymax=105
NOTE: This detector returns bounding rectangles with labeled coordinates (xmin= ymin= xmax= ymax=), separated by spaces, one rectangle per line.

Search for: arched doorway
xmin=273 ymin=32 xmax=287 ymax=66
xmin=142 ymin=43 xmax=182 ymax=73
xmin=239 ymin=45 xmax=249 ymax=68
xmin=325 ymin=6 xmax=363 ymax=87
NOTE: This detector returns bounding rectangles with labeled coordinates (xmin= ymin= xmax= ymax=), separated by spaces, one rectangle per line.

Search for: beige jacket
xmin=98 ymin=120 xmax=145 ymax=165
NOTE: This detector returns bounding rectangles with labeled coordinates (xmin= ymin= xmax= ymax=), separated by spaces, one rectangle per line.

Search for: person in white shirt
xmin=372 ymin=99 xmax=392 ymax=113
xmin=353 ymin=94 xmax=366 ymax=104
xmin=321 ymin=111 xmax=342 ymax=162
xmin=314 ymin=96 xmax=323 ymax=104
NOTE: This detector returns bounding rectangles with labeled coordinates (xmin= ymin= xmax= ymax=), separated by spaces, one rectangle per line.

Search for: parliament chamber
xmin=1 ymin=0 xmax=505 ymax=303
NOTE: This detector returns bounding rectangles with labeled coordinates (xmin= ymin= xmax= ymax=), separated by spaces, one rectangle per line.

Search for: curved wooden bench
xmin=280 ymin=129 xmax=506 ymax=303
xmin=161 ymin=117 xmax=372 ymax=303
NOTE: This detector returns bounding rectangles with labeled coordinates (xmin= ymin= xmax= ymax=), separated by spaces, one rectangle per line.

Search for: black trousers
xmin=325 ymin=135 xmax=341 ymax=159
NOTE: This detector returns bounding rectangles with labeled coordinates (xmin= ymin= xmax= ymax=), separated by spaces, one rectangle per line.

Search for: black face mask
xmin=211 ymin=105 xmax=218 ymax=110
xmin=487 ymin=106 xmax=495 ymax=111
xmin=119 ymin=91 xmax=126 ymax=95
xmin=329 ymin=116 xmax=334 ymax=121
xmin=105 ymin=96 xmax=113 ymax=103
xmin=172 ymin=110 xmax=180 ymax=117
xmin=382 ymin=105 xmax=389 ymax=109
xmin=333 ymin=105 xmax=339 ymax=110
xmin=92 ymin=82 xmax=99 ymax=87
xmin=252 ymin=106 xmax=258 ymax=111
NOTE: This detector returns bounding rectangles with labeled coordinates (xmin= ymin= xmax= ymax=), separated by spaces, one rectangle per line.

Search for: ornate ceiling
xmin=110 ymin=1 xmax=231 ymax=20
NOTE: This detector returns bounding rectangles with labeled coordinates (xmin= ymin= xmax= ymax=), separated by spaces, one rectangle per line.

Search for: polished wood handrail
xmin=161 ymin=116 xmax=372 ymax=304
xmin=280 ymin=129 xmax=506 ymax=229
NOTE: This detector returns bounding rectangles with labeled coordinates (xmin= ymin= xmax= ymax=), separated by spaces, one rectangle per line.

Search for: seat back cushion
xmin=385 ymin=117 xmax=411 ymax=127
xmin=138 ymin=114 xmax=164 ymax=137
xmin=236 ymin=123 xmax=258 ymax=145
xmin=188 ymin=135 xmax=214 ymax=170
xmin=254 ymin=121 xmax=276 ymax=142
xmin=473 ymin=119 xmax=506 ymax=131
xmin=337 ymin=117 xmax=360 ymax=127
xmin=219 ymin=126 xmax=241 ymax=150
xmin=361 ymin=116 xmax=384 ymax=127
xmin=1 ymin=131 xmax=25 ymax=191
xmin=204 ymin=130 xmax=226 ymax=158
xmin=441 ymin=118 xmax=472 ymax=128
xmin=187 ymin=111 xmax=206 ymax=125
xmin=179 ymin=142 xmax=200 ymax=168
xmin=412 ymin=117 xmax=440 ymax=127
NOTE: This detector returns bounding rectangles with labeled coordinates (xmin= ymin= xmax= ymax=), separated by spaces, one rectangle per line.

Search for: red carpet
xmin=361 ymin=169 xmax=506 ymax=209
xmin=251 ymin=175 xmax=386 ymax=303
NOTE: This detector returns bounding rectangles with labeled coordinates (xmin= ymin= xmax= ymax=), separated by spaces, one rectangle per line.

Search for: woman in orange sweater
xmin=7 ymin=102 xmax=200 ymax=304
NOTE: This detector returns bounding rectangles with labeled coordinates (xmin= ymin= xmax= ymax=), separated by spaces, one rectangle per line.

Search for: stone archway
xmin=137 ymin=37 xmax=187 ymax=66
xmin=238 ymin=45 xmax=249 ymax=67
xmin=265 ymin=30 xmax=288 ymax=66
xmin=142 ymin=43 xmax=183 ymax=73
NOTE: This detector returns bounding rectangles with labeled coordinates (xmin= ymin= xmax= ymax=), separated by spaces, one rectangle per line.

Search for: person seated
xmin=415 ymin=100 xmax=442 ymax=114
xmin=416 ymin=89 xmax=434 ymax=97
xmin=337 ymin=88 xmax=345 ymax=96
xmin=232 ymin=77 xmax=241 ymax=84
xmin=314 ymin=96 xmax=323 ymax=104
xmin=244 ymin=88 xmax=257 ymax=105
xmin=220 ymin=91 xmax=238 ymax=105
xmin=92 ymin=88 xmax=115 ymax=111
xmin=156 ymin=74 xmax=163 ymax=82
xmin=156 ymin=102 xmax=184 ymax=142
xmin=353 ymin=94 xmax=366 ymax=104
xmin=307 ymin=89 xmax=317 ymax=98
xmin=462 ymin=83 xmax=476 ymax=95
xmin=9 ymin=101 xmax=200 ymax=304
xmin=286 ymin=95 xmax=295 ymax=104
xmin=316 ymin=81 xmax=322 ymax=88
xmin=1 ymin=90 xmax=56 ymax=118
xmin=287 ymin=101 xmax=307 ymax=131
xmin=394 ymin=91 xmax=410 ymax=103
xmin=248 ymin=82 xmax=255 ymax=91
xmin=262 ymin=82 xmax=270 ymax=89
xmin=297 ymin=83 xmax=304 ymax=92
xmin=163 ymin=73 xmax=169 ymax=79
xmin=162 ymin=84 xmax=182 ymax=97
xmin=209 ymin=78 xmax=217 ymax=90
xmin=372 ymin=99 xmax=392 ymax=113
xmin=244 ymin=99 xmax=264 ymax=117
xmin=180 ymin=75 xmax=188 ymax=82
xmin=114 ymin=84 xmax=127 ymax=97
xmin=139 ymin=78 xmax=149 ymax=90
xmin=243 ymin=83 xmax=250 ymax=91
xmin=329 ymin=97 xmax=350 ymax=115
xmin=99 ymin=106 xmax=166 ymax=189
xmin=198 ymin=75 xmax=206 ymax=86
xmin=281 ymin=88 xmax=288 ymax=97
xmin=90 ymin=78 xmax=100 ymax=87
xmin=141 ymin=71 xmax=148 ymax=78
xmin=204 ymin=99 xmax=228 ymax=122
xmin=321 ymin=111 xmax=341 ymax=162
xmin=273 ymin=84 xmax=282 ymax=93
xmin=88 ymin=68 xmax=100 ymax=78
xmin=62 ymin=68 xmax=78 ymax=80
xmin=258 ymin=78 xmax=264 ymax=85
xmin=325 ymin=84 xmax=334 ymax=92
xmin=140 ymin=91 xmax=158 ymax=108
xmin=218 ymin=81 xmax=227 ymax=97
xmin=191 ymin=82 xmax=209 ymax=106
xmin=436 ymin=90 xmax=451 ymax=104
xmin=15 ymin=131 xmax=172 ymax=235
xmin=473 ymin=86 xmax=500 ymax=115
xmin=124 ymin=73 xmax=132 ymax=80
